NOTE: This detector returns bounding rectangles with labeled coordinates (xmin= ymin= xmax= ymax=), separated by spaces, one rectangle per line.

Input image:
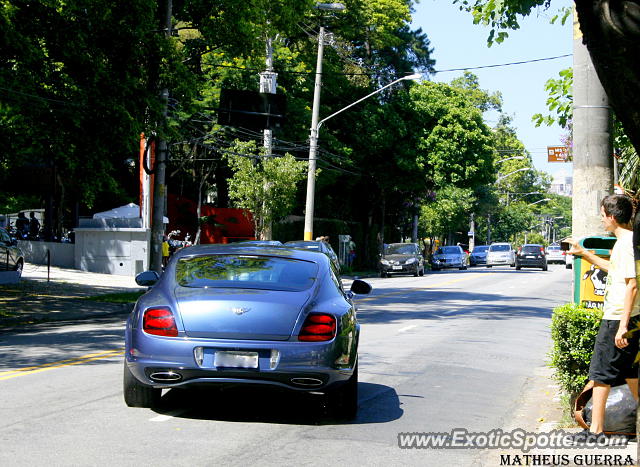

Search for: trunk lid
xmin=175 ymin=287 xmax=312 ymax=340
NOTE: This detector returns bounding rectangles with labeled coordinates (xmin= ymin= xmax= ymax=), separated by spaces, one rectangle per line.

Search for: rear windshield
xmin=472 ymin=246 xmax=489 ymax=252
xmin=176 ymin=255 xmax=318 ymax=291
xmin=437 ymin=246 xmax=460 ymax=254
xmin=522 ymin=245 xmax=542 ymax=253
xmin=547 ymin=246 xmax=560 ymax=251
xmin=489 ymin=244 xmax=511 ymax=252
xmin=385 ymin=244 xmax=417 ymax=255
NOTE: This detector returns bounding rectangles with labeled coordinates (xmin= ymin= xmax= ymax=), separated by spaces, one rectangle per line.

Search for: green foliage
xmin=224 ymin=140 xmax=307 ymax=239
xmin=410 ymin=81 xmax=495 ymax=188
xmin=419 ymin=186 xmax=476 ymax=239
xmin=549 ymin=303 xmax=602 ymax=399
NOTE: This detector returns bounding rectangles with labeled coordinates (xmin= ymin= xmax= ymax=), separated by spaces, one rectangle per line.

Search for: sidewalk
xmin=0 ymin=262 xmax=143 ymax=329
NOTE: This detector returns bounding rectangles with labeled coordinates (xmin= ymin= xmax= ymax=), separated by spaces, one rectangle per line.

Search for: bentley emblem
xmin=232 ymin=307 xmax=250 ymax=315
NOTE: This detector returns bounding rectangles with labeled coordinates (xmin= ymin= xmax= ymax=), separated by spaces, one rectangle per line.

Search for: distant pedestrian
xmin=347 ymin=239 xmax=356 ymax=267
xmin=162 ymin=235 xmax=170 ymax=268
xmin=14 ymin=212 xmax=29 ymax=239
xmin=28 ymin=212 xmax=41 ymax=240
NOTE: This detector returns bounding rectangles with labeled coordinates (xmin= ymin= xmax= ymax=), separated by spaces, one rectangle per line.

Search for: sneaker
xmin=565 ymin=429 xmax=606 ymax=445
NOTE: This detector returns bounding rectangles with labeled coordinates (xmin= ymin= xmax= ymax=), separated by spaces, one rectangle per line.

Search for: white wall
xmin=18 ymin=240 xmax=75 ymax=269
xmin=73 ymin=228 xmax=150 ymax=276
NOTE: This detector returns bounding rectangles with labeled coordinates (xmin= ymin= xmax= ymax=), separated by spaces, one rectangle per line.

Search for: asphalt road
xmin=0 ymin=264 xmax=572 ymax=466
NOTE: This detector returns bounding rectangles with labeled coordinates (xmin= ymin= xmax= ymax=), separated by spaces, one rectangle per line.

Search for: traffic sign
xmin=547 ymin=146 xmax=570 ymax=162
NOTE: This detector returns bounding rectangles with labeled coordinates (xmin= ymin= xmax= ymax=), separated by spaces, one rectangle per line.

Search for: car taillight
xmin=143 ymin=307 xmax=178 ymax=337
xmin=298 ymin=313 xmax=336 ymax=342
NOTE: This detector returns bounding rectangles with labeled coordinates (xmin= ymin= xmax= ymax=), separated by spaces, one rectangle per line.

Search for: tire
xmin=14 ymin=259 xmax=23 ymax=278
xmin=327 ymin=362 xmax=358 ymax=420
xmin=379 ymin=271 xmax=386 ymax=278
xmin=413 ymin=269 xmax=419 ymax=277
xmin=419 ymin=267 xmax=424 ymax=277
xmin=123 ymin=363 xmax=161 ymax=408
xmin=566 ymin=263 xmax=572 ymax=270
xmin=542 ymin=265 xmax=548 ymax=271
xmin=486 ymin=265 xmax=492 ymax=268
xmin=515 ymin=265 xmax=521 ymax=270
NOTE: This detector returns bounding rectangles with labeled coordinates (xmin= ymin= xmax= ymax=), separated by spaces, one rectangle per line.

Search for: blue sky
xmin=411 ymin=0 xmax=573 ymax=179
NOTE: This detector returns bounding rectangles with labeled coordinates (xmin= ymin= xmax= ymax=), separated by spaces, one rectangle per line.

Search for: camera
xmin=560 ymin=241 xmax=571 ymax=251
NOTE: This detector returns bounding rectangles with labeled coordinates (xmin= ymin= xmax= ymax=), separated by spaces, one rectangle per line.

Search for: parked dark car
xmin=285 ymin=240 xmax=340 ymax=272
xmin=431 ymin=245 xmax=468 ymax=270
xmin=379 ymin=242 xmax=425 ymax=277
xmin=515 ymin=244 xmax=548 ymax=271
xmin=469 ymin=245 xmax=489 ymax=266
xmin=124 ymin=244 xmax=371 ymax=419
xmin=0 ymin=229 xmax=24 ymax=278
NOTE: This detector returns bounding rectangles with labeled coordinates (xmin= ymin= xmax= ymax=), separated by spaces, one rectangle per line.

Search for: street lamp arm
xmin=495 ymin=167 xmax=534 ymax=183
xmin=317 ymin=73 xmax=421 ymax=131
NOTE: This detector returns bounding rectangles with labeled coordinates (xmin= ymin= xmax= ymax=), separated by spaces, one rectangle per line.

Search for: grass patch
xmin=86 ymin=291 xmax=145 ymax=303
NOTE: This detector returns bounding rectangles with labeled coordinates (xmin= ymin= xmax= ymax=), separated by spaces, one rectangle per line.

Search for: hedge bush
xmin=549 ymin=303 xmax=602 ymax=400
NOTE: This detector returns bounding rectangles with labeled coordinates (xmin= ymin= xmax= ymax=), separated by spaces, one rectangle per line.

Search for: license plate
xmin=214 ymin=351 xmax=259 ymax=369
xmin=392 ymin=265 xmax=402 ymax=270
xmin=526 ymin=255 xmax=535 ymax=258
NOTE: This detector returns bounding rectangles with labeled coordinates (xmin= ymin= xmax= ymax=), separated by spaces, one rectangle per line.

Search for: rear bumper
xmin=380 ymin=263 xmax=419 ymax=274
xmin=516 ymin=258 xmax=546 ymax=267
xmin=125 ymin=324 xmax=357 ymax=391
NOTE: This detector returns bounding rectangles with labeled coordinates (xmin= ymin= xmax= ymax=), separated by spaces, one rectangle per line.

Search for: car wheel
xmin=419 ymin=267 xmax=424 ymax=276
xmin=486 ymin=265 xmax=492 ymax=268
xmin=123 ymin=363 xmax=161 ymax=408
xmin=413 ymin=269 xmax=419 ymax=277
xmin=379 ymin=271 xmax=386 ymax=278
xmin=515 ymin=265 xmax=521 ymax=270
xmin=542 ymin=265 xmax=548 ymax=271
xmin=327 ymin=362 xmax=358 ymax=420
xmin=566 ymin=263 xmax=572 ymax=270
xmin=14 ymin=259 xmax=23 ymax=278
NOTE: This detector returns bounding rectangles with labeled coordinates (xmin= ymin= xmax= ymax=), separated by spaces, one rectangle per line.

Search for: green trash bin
xmin=573 ymin=235 xmax=617 ymax=310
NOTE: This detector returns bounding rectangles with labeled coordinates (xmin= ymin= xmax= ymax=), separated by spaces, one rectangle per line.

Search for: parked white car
xmin=486 ymin=242 xmax=516 ymax=268
xmin=546 ymin=244 xmax=566 ymax=265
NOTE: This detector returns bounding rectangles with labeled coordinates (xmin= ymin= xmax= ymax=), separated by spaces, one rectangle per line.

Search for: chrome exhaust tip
xmin=290 ymin=377 xmax=323 ymax=387
xmin=149 ymin=371 xmax=182 ymax=382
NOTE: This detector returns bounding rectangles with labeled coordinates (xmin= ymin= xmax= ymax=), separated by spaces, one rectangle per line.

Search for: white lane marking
xmin=398 ymin=325 xmax=417 ymax=333
xmin=442 ymin=310 xmax=458 ymax=315
xmin=149 ymin=414 xmax=173 ymax=422
xmin=149 ymin=410 xmax=185 ymax=422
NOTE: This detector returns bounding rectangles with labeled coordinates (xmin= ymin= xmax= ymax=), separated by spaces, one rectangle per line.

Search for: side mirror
xmin=135 ymin=270 xmax=160 ymax=287
xmin=350 ymin=279 xmax=372 ymax=295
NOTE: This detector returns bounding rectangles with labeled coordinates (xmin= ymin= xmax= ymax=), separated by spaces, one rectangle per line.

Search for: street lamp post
xmin=303 ymin=58 xmax=420 ymax=238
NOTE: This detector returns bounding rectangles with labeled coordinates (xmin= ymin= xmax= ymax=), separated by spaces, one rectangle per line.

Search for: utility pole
xmin=304 ymin=25 xmax=325 ymax=241
xmin=149 ymin=0 xmax=172 ymax=273
xmin=571 ymin=7 xmax=613 ymax=238
xmin=260 ymin=36 xmax=277 ymax=240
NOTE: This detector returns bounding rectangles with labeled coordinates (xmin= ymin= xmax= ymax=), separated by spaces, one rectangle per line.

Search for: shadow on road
xmin=151 ymin=381 xmax=403 ymax=426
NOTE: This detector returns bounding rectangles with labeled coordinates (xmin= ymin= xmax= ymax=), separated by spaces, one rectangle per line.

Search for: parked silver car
xmin=431 ymin=245 xmax=468 ymax=270
xmin=546 ymin=244 xmax=566 ymax=265
xmin=0 ymin=229 xmax=24 ymax=278
xmin=486 ymin=243 xmax=516 ymax=268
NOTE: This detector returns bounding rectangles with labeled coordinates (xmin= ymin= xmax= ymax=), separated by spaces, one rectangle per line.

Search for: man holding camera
xmin=566 ymin=194 xmax=639 ymax=440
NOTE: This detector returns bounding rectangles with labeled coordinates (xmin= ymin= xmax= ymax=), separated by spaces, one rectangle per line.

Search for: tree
xmin=224 ymin=140 xmax=307 ymax=240
xmin=453 ymin=0 xmax=640 ymax=157
xmin=532 ymin=67 xmax=639 ymax=193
